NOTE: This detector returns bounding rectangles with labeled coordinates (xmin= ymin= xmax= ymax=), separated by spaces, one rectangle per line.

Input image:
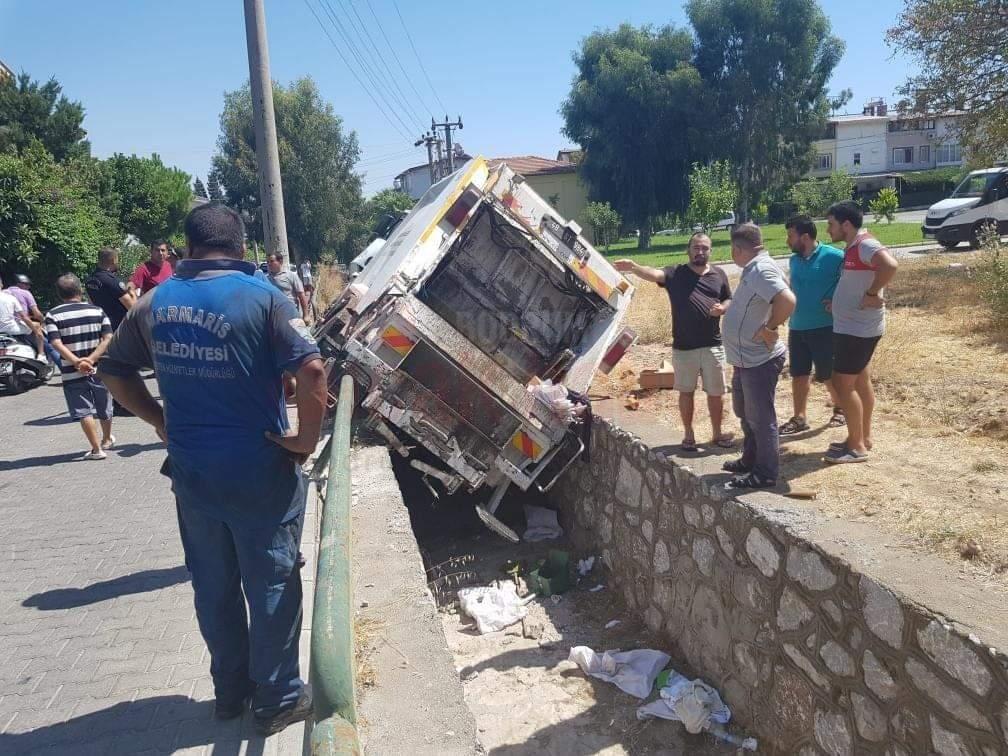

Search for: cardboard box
xmin=638 ymin=360 xmax=675 ymax=390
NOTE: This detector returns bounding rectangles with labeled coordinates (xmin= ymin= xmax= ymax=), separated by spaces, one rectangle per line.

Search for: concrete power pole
xmin=243 ymin=0 xmax=292 ymax=265
xmin=431 ymin=116 xmax=463 ymax=174
xmin=415 ymin=132 xmax=438 ymax=185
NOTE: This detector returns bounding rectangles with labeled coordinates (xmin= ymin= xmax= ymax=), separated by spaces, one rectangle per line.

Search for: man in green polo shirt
xmin=779 ymin=215 xmax=845 ymax=435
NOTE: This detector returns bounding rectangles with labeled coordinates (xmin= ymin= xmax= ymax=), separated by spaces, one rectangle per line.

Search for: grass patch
xmin=602 ymin=222 xmax=925 ymax=268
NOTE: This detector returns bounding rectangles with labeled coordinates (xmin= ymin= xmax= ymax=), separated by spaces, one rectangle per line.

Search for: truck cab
xmin=922 ymin=166 xmax=1008 ymax=249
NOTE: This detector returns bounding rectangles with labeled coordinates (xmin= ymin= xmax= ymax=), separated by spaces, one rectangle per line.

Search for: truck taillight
xmin=445 ymin=187 xmax=480 ymax=227
xmin=598 ymin=328 xmax=637 ymax=375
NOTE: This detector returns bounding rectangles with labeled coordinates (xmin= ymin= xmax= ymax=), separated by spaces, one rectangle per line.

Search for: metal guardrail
xmin=309 ymin=374 xmax=361 ymax=755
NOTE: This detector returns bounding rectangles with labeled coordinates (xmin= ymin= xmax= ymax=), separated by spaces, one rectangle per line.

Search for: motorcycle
xmin=0 ymin=334 xmax=56 ymax=393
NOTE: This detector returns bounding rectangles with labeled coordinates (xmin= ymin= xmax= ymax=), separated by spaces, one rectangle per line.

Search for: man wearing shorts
xmin=44 ymin=274 xmax=115 ymax=460
xmin=780 ymin=215 xmax=844 ymax=435
xmin=614 ymin=233 xmax=733 ymax=451
xmin=823 ymin=201 xmax=898 ymax=464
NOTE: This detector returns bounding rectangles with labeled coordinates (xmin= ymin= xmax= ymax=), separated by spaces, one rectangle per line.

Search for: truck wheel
xmin=940 ymin=241 xmax=960 ymax=251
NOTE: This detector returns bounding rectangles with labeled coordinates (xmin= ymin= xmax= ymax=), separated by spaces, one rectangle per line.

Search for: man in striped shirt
xmin=44 ymin=274 xmax=115 ymax=460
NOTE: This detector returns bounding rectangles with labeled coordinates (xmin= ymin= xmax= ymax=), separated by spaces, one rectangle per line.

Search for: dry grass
xmin=603 ymin=254 xmax=1008 ymax=580
xmin=355 ymin=615 xmax=385 ymax=693
xmin=314 ymin=265 xmax=347 ymax=316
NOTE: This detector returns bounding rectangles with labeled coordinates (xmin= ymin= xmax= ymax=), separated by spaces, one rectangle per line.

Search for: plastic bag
xmin=458 ymin=582 xmax=534 ymax=634
xmin=568 ymin=646 xmax=670 ymax=699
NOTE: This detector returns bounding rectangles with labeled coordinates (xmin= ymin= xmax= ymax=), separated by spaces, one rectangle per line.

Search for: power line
xmin=315 ymin=0 xmax=417 ymax=140
xmin=363 ymin=0 xmax=435 ymax=118
xmin=302 ymin=0 xmax=413 ymax=142
xmin=339 ymin=0 xmax=427 ymax=129
xmin=393 ymin=0 xmax=446 ymax=114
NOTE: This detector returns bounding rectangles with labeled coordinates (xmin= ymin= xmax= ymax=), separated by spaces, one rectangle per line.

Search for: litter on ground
xmin=568 ymin=646 xmax=670 ymax=699
xmin=523 ymin=504 xmax=564 ymax=541
xmin=457 ymin=582 xmax=535 ymax=634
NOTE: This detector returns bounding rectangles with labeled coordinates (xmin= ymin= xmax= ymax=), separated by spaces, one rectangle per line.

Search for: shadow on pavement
xmin=0 ymin=451 xmax=89 ymax=471
xmin=22 ymin=412 xmax=75 ymax=427
xmin=115 ymin=441 xmax=166 ymax=458
xmin=0 ymin=695 xmax=284 ymax=755
xmin=23 ymin=565 xmax=189 ymax=610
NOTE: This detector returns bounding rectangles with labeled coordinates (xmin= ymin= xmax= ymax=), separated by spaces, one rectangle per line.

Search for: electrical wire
xmin=340 ymin=0 xmax=427 ymax=129
xmin=392 ymin=0 xmax=447 ymax=114
xmin=302 ymin=0 xmax=413 ymax=142
xmin=316 ymin=0 xmax=418 ymax=139
xmin=364 ymin=0 xmax=435 ymax=119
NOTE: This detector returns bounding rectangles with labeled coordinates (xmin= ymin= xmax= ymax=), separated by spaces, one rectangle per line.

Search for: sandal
xmin=681 ymin=437 xmax=698 ymax=452
xmin=824 ymin=446 xmax=869 ymax=464
xmin=722 ymin=458 xmax=752 ymax=474
xmin=712 ymin=433 xmax=735 ymax=448
xmin=726 ymin=472 xmax=777 ymax=490
xmin=779 ymin=416 xmax=810 ymax=435
xmin=827 ymin=410 xmax=846 ymax=428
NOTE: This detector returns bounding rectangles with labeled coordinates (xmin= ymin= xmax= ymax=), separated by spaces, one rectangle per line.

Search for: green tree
xmin=365 ymin=188 xmax=414 ymax=230
xmin=687 ymin=0 xmax=845 ymax=221
xmin=888 ymin=0 xmax=1008 ymax=164
xmin=207 ymin=171 xmax=223 ymax=201
xmin=212 ymin=77 xmax=366 ymax=263
xmin=869 ymin=187 xmax=899 ymax=224
xmin=790 ymin=170 xmax=855 ymax=217
xmin=686 ymin=161 xmax=738 ymax=232
xmin=581 ymin=201 xmax=622 ymax=249
xmin=562 ymin=24 xmax=703 ymax=250
xmin=0 ymin=144 xmax=119 ymax=306
xmin=102 ymin=153 xmax=192 ymax=244
xmin=0 ymin=72 xmax=89 ymax=162
xmin=193 ymin=176 xmax=208 ymax=199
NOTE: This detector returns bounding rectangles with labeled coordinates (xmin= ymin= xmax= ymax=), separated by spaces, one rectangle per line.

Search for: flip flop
xmin=824 ymin=446 xmax=869 ymax=464
xmin=681 ymin=438 xmax=698 ymax=452
xmin=713 ymin=434 xmax=735 ymax=448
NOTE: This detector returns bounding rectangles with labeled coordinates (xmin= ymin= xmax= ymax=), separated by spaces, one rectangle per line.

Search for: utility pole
xmin=243 ymin=0 xmax=292 ymax=266
xmin=415 ymin=132 xmax=439 ymax=185
xmin=431 ymin=115 xmax=463 ymax=174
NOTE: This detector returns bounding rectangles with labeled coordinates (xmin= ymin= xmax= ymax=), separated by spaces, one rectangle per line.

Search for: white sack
xmin=567 ymin=646 xmax=671 ymax=699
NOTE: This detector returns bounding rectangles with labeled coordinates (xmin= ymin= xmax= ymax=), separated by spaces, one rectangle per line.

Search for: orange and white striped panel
xmin=511 ymin=429 xmax=544 ymax=462
xmin=381 ymin=325 xmax=415 ymax=357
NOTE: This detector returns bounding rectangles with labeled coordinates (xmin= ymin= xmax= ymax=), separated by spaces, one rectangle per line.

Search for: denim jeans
xmin=174 ymin=499 xmax=306 ymax=715
xmin=731 ymin=353 xmax=786 ymax=481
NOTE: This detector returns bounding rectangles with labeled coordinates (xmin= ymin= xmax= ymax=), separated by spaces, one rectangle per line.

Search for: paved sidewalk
xmin=0 ymin=380 xmax=315 ymax=755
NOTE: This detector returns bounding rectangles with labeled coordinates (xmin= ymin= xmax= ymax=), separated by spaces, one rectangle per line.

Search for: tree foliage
xmin=0 ymin=145 xmax=119 ymax=306
xmin=562 ymin=24 xmax=703 ymax=250
xmin=869 ymin=187 xmax=900 ymax=224
xmin=102 ymin=153 xmax=192 ymax=244
xmin=581 ymin=201 xmax=622 ymax=249
xmin=790 ymin=170 xmax=855 ymax=217
xmin=212 ymin=77 xmax=366 ymax=263
xmin=686 ymin=161 xmax=738 ymax=232
xmin=207 ymin=171 xmax=223 ymax=201
xmin=193 ymin=176 xmax=208 ymax=199
xmin=365 ymin=188 xmax=414 ymax=231
xmin=0 ymin=73 xmax=89 ymax=162
xmin=687 ymin=0 xmax=845 ymax=220
xmin=888 ymin=0 xmax=1008 ymax=164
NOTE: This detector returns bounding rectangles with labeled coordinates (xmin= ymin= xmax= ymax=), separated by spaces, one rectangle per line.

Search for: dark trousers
xmin=731 ymin=354 xmax=786 ymax=481
xmin=175 ymin=500 xmax=306 ymax=715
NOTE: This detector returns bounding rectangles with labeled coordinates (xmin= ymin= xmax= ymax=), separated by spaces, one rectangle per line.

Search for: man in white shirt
xmin=0 ymin=276 xmax=34 ymax=349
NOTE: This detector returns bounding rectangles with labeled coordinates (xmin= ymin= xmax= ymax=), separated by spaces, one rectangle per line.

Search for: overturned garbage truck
xmin=315 ymin=157 xmax=636 ymax=539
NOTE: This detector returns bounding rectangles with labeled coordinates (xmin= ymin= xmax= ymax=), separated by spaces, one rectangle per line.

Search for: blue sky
xmin=0 ymin=0 xmax=912 ymax=196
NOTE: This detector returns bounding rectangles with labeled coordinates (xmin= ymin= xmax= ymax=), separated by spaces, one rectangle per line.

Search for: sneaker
xmin=83 ymin=449 xmax=107 ymax=461
xmin=101 ymin=435 xmax=116 ymax=450
xmin=214 ymin=695 xmax=250 ymax=721
xmin=824 ymin=446 xmax=869 ymax=464
xmin=722 ymin=458 xmax=752 ymax=474
xmin=254 ymin=688 xmax=313 ymax=735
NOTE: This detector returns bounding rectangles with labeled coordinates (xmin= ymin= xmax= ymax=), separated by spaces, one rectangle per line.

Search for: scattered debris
xmin=605 ymin=619 xmax=621 ymax=629
xmin=956 ymin=536 xmax=982 ymax=560
xmin=522 ymin=617 xmax=544 ymax=640
xmin=528 ymin=379 xmax=578 ymax=422
xmin=624 ymin=397 xmax=640 ymax=411
xmin=458 ymin=582 xmax=536 ymax=634
xmin=568 ymin=646 xmax=670 ymax=699
xmin=461 ymin=669 xmax=479 ymax=682
xmin=589 ymin=584 xmax=606 ymax=593
xmin=638 ymin=360 xmax=676 ymax=390
xmin=576 ymin=556 xmax=596 ymax=576
xmin=523 ymin=505 xmax=564 ymax=541
xmin=528 ymin=550 xmax=570 ymax=595
xmin=550 ymin=595 xmax=562 ymax=605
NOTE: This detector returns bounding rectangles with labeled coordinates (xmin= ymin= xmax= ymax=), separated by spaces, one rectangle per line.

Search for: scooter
xmin=0 ymin=335 xmax=56 ymax=393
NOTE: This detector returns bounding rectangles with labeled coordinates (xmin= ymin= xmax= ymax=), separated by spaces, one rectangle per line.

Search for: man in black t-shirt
xmin=614 ymin=233 xmax=734 ymax=451
xmin=85 ymin=247 xmax=135 ymax=331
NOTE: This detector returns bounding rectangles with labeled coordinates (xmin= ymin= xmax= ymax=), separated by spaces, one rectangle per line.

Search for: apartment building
xmin=808 ymin=99 xmax=965 ymax=193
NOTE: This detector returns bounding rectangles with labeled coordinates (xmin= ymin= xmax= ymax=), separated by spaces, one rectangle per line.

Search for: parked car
xmin=922 ymin=165 xmax=1008 ymax=249
xmin=692 ymin=212 xmax=736 ymax=233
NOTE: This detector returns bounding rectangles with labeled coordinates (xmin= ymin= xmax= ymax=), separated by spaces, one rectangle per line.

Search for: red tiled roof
xmin=487 ymin=156 xmax=577 ymax=177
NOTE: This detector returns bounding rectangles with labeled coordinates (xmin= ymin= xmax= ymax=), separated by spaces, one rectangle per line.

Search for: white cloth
xmin=568 ymin=646 xmax=670 ymax=699
xmin=0 ymin=290 xmax=28 ymax=335
xmin=458 ymin=582 xmax=533 ymax=634
xmin=523 ymin=505 xmax=563 ymax=541
xmin=636 ymin=672 xmax=732 ymax=733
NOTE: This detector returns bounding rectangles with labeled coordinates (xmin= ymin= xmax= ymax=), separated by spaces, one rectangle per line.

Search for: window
xmin=853 ymin=152 xmax=861 ymax=166
xmin=919 ymin=145 xmax=930 ymax=163
xmin=893 ymin=147 xmax=914 ymax=166
xmin=816 ymin=153 xmax=832 ymax=170
xmin=937 ymin=143 xmax=962 ymax=164
xmin=823 ymin=123 xmax=836 ymax=139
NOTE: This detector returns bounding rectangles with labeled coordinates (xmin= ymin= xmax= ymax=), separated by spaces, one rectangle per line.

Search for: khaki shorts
xmin=671 ymin=346 xmax=727 ymax=395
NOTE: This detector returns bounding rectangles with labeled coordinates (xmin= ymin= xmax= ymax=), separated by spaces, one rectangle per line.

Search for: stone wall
xmin=549 ymin=416 xmax=1008 ymax=755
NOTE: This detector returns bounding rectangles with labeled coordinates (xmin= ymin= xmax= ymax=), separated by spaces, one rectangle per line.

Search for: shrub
xmin=686 ymin=160 xmax=738 ymax=232
xmin=869 ymin=187 xmax=899 ymax=224
xmin=581 ymin=201 xmax=622 ymax=249
xmin=977 ymin=223 xmax=1008 ymax=324
xmin=790 ymin=170 xmax=855 ymax=217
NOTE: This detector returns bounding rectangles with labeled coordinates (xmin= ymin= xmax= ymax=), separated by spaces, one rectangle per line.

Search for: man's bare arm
xmin=266 ymin=358 xmax=327 ymax=457
xmin=613 ymin=259 xmax=666 ymax=285
xmin=99 ymin=372 xmax=165 ymax=438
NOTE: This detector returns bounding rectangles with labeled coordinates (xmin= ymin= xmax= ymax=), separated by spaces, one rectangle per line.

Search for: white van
xmin=922 ymin=166 xmax=1008 ymax=249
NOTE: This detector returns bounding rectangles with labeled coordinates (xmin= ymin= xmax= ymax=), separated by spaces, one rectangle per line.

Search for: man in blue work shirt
xmin=98 ymin=203 xmax=327 ymax=734
xmin=779 ymin=215 xmax=845 ymax=435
